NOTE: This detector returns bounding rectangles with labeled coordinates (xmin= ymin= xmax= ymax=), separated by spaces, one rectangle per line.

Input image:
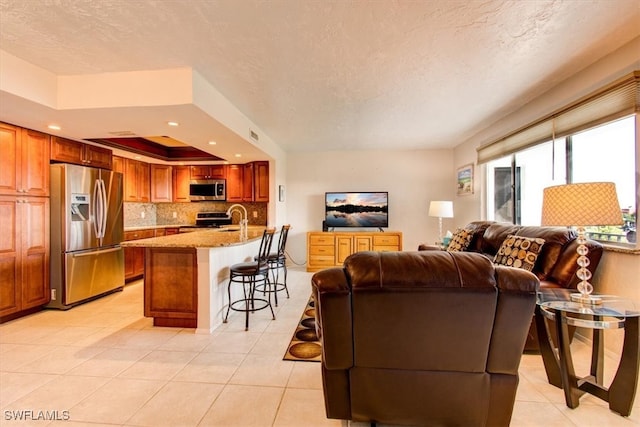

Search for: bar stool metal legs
xmin=257 ymin=225 xmax=290 ymax=307
xmin=223 ymin=228 xmax=276 ymax=331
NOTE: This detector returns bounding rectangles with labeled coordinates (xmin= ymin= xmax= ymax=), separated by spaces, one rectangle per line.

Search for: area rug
xmin=283 ymin=296 xmax=322 ymax=362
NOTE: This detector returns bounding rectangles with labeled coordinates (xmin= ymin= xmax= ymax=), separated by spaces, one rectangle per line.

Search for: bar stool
xmin=224 ymin=228 xmax=275 ymax=331
xmin=257 ymin=224 xmax=290 ymax=306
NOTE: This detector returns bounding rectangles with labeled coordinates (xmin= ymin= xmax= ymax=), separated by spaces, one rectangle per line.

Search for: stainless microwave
xmin=189 ymin=179 xmax=226 ymax=201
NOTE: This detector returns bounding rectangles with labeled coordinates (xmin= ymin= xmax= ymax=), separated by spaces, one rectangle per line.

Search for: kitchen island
xmin=121 ymin=226 xmax=267 ymax=333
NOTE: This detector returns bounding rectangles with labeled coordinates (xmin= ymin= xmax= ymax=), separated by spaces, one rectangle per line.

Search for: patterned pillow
xmin=446 ymin=228 xmax=474 ymax=252
xmin=493 ymin=235 xmax=545 ymax=272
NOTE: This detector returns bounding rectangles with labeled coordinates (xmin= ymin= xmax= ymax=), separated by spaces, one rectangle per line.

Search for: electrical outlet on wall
xmin=172 ymin=212 xmax=177 ymax=219
xmin=141 ymin=211 xmax=145 ymax=219
xmin=253 ymin=211 xmax=258 ymax=218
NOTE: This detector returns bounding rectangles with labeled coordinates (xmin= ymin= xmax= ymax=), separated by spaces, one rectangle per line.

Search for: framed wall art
xmin=457 ymin=163 xmax=474 ymax=196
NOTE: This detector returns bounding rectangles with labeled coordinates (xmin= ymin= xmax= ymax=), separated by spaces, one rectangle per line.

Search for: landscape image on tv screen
xmin=325 ymin=192 xmax=388 ymax=228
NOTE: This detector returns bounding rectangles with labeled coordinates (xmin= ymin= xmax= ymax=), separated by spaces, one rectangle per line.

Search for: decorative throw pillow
xmin=493 ymin=235 xmax=545 ymax=272
xmin=446 ymin=228 xmax=474 ymax=252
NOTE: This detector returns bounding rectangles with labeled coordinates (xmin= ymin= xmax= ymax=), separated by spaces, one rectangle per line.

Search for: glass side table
xmin=535 ymin=295 xmax=639 ymax=416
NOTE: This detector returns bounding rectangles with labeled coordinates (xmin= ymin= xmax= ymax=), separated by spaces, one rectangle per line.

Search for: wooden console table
xmin=307 ymin=231 xmax=403 ymax=271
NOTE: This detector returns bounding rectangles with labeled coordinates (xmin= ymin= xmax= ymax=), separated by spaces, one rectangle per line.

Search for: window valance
xmin=477 ymin=71 xmax=639 ymax=164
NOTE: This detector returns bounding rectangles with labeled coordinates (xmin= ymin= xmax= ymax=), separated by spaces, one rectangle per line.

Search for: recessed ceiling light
xmin=167 ymin=121 xmax=179 ymax=127
xmin=134 ymin=156 xmax=142 ymax=160
xmin=208 ymin=141 xmax=217 ymax=145
xmin=235 ymin=154 xmax=242 ymax=158
xmin=48 ymin=124 xmax=61 ymax=130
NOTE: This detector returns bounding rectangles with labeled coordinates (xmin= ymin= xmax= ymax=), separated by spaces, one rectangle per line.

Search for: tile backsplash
xmin=124 ymin=202 xmax=267 ymax=227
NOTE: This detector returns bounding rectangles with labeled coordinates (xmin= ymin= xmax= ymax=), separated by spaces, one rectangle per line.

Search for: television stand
xmin=307 ymin=231 xmax=403 ymax=272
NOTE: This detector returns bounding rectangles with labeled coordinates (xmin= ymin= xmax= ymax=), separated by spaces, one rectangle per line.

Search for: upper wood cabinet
xmin=150 ymin=164 xmax=172 ymax=203
xmin=172 ymin=166 xmax=191 ymax=203
xmin=226 ymin=164 xmax=243 ymax=202
xmin=241 ymin=161 xmax=269 ymax=202
xmin=190 ymin=165 xmax=225 ymax=180
xmin=112 ymin=155 xmax=124 ymax=174
xmin=0 ymin=123 xmax=50 ymax=197
xmin=124 ymin=159 xmax=150 ymax=203
xmin=50 ymin=136 xmax=112 ymax=170
xmin=253 ymin=161 xmax=269 ymax=202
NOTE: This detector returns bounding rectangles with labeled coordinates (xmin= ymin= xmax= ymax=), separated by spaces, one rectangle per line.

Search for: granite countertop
xmin=124 ymin=224 xmax=191 ymax=232
xmin=120 ymin=226 xmax=267 ymax=248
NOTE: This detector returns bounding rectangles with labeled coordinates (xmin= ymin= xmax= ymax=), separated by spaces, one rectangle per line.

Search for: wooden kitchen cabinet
xmin=172 ymin=166 xmax=191 ymax=202
xmin=190 ymin=165 xmax=225 ymax=180
xmin=253 ymin=161 xmax=269 ymax=202
xmin=225 ymin=164 xmax=243 ymax=202
xmin=123 ymin=229 xmax=155 ymax=281
xmin=0 ymin=195 xmax=50 ymax=321
xmin=50 ymin=136 xmax=112 ymax=170
xmin=112 ymin=155 xmax=124 ymax=174
xmin=150 ymin=164 xmax=172 ymax=203
xmin=0 ymin=123 xmax=50 ymax=197
xmin=306 ymin=231 xmax=403 ymax=272
xmin=144 ymin=247 xmax=198 ymax=327
xmin=240 ymin=161 xmax=269 ymax=202
xmin=124 ymin=159 xmax=150 ymax=202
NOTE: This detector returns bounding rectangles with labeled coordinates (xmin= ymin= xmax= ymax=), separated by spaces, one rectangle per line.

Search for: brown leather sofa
xmin=311 ymin=250 xmax=539 ymax=426
xmin=419 ymin=221 xmax=604 ymax=351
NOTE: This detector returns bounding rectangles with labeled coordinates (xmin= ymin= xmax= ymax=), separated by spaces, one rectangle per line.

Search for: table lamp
xmin=429 ymin=201 xmax=454 ymax=246
xmin=541 ymin=182 xmax=622 ymax=305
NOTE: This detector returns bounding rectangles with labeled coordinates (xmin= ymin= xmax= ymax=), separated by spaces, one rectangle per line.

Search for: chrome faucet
xmin=226 ymin=204 xmax=248 ymax=240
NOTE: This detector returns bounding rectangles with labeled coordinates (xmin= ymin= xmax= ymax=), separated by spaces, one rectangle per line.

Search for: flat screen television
xmin=325 ymin=192 xmax=388 ymax=228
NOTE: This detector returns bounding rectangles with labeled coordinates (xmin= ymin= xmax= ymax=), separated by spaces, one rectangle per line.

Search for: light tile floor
xmin=1 ymin=267 xmax=638 ymax=426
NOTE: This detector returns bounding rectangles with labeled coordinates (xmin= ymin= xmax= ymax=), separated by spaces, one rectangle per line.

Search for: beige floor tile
xmin=14 ymin=345 xmax=104 ymax=375
xmin=286 ymin=361 xmax=323 ymax=390
xmin=126 ymin=381 xmax=223 ymax=426
xmin=273 ymin=388 xmax=340 ymax=427
xmin=173 ymin=352 xmax=245 ymax=384
xmin=251 ymin=332 xmax=296 ymax=356
xmin=201 ymin=330 xmax=261 ymax=354
xmin=118 ymin=350 xmax=197 ymax=380
xmin=555 ymin=402 xmax=640 ymax=427
xmin=229 ymin=353 xmax=294 ymax=387
xmin=198 ymin=384 xmax=283 ymax=426
xmin=510 ymin=401 xmax=575 ymax=426
xmin=68 ymin=377 xmax=165 ymax=424
xmin=0 ymin=372 xmax=58 ymax=407
xmin=157 ymin=329 xmax=217 ymax=352
xmin=3 ymin=375 xmax=109 ymax=414
xmin=66 ymin=347 xmax=151 ymax=377
xmin=0 ymin=344 xmax=59 ymax=371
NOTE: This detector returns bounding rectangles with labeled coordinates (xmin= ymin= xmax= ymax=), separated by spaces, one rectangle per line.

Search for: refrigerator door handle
xmin=93 ymin=179 xmax=101 ymax=239
xmin=99 ymin=178 xmax=108 ymax=239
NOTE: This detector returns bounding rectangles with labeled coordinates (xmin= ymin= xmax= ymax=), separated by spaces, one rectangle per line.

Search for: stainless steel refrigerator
xmin=47 ymin=163 xmax=125 ymax=309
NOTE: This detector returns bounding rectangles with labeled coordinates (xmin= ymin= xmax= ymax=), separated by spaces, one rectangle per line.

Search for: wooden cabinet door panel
xmin=50 ymin=136 xmax=83 ymax=164
xmin=20 ymin=197 xmax=50 ymax=307
xmin=226 ymin=164 xmax=243 ymax=202
xmin=21 ymin=130 xmax=50 ymax=197
xmin=254 ymin=161 xmax=269 ymax=202
xmin=150 ymin=165 xmax=172 ymax=203
xmin=84 ymin=145 xmax=112 ymax=169
xmin=336 ymin=235 xmax=353 ymax=264
xmin=0 ymin=123 xmax=20 ymax=195
xmin=0 ymin=197 xmax=19 ymax=315
xmin=138 ymin=162 xmax=150 ymax=203
xmin=124 ymin=159 xmax=139 ymax=202
xmin=112 ymin=155 xmax=124 ymax=174
xmin=242 ymin=163 xmax=254 ymax=201
xmin=172 ymin=166 xmax=191 ymax=202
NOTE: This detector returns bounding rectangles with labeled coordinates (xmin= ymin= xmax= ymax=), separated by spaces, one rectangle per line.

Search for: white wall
xmin=285 ymin=149 xmax=454 ymax=265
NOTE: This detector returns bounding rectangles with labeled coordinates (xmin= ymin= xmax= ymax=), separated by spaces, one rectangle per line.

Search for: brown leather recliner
xmin=311 ymin=250 xmax=539 ymax=427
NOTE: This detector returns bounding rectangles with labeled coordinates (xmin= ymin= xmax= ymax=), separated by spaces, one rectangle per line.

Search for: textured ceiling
xmin=1 ymin=0 xmax=639 ymax=157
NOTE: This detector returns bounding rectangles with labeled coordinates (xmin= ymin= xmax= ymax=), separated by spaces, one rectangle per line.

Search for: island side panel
xmin=196 ymin=239 xmax=262 ymax=334
xmin=144 ymin=247 xmax=198 ymax=327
